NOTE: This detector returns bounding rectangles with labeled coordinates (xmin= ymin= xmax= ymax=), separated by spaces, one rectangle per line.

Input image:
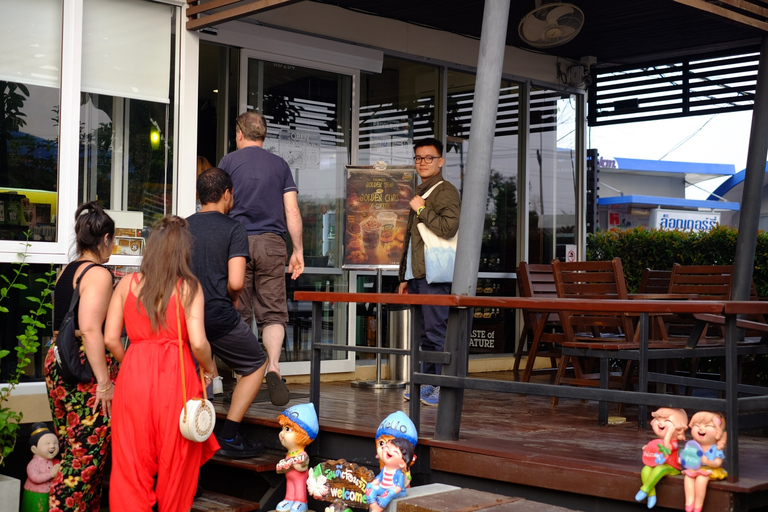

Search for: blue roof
xmin=709 ymin=162 xmax=768 ymax=199
xmin=605 ymin=157 xmax=736 ymax=177
xmin=598 ymin=195 xmax=740 ymax=211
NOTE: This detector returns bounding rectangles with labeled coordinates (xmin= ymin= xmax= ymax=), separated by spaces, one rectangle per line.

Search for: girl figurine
xmin=374 ymin=412 xmax=418 ymax=488
xmin=635 ymin=408 xmax=688 ymax=509
xmin=22 ymin=423 xmax=60 ymax=512
xmin=680 ymin=411 xmax=728 ymax=512
xmin=365 ymin=438 xmax=414 ymax=512
xmin=276 ymin=403 xmax=319 ymax=512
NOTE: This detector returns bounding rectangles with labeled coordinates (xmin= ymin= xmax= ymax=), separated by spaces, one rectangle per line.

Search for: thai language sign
xmin=307 ymin=459 xmax=375 ymax=509
xmin=343 ymin=165 xmax=415 ymax=269
xmin=650 ymin=209 xmax=720 ymax=232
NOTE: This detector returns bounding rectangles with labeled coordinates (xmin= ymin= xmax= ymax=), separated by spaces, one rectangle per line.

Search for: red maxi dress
xmin=109 ymin=277 xmax=219 ymax=511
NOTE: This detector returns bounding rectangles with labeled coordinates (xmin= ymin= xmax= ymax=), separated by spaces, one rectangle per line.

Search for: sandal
xmin=266 ymin=371 xmax=290 ymax=406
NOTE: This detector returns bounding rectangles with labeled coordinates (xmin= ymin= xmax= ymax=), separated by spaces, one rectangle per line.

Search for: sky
xmin=587 ymin=110 xmax=755 ymax=200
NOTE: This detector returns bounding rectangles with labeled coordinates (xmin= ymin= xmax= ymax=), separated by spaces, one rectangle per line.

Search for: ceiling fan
xmin=518 ymin=1 xmax=585 ymax=48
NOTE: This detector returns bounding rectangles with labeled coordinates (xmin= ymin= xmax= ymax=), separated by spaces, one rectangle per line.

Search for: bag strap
xmin=420 ymin=181 xmax=444 ymax=200
xmin=64 ymin=263 xmax=101 ymax=315
xmin=177 ymin=282 xmax=207 ymax=423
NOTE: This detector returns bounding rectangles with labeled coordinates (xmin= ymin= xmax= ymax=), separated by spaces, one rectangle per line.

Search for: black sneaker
xmin=216 ymin=432 xmax=264 ymax=458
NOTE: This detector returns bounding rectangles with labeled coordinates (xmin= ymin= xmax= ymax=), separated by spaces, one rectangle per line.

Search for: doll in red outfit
xmin=22 ymin=423 xmax=60 ymax=512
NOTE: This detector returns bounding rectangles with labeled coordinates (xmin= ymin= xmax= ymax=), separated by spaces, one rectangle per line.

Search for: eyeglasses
xmin=414 ymin=155 xmax=441 ymax=164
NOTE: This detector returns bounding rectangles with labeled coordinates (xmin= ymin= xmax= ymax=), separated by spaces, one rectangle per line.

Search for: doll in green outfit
xmin=22 ymin=423 xmax=60 ymax=512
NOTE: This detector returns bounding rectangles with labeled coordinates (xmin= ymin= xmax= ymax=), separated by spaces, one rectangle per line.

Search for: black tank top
xmin=53 ymin=261 xmax=93 ymax=331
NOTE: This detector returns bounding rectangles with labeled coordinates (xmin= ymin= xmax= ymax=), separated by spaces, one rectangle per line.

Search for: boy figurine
xmin=635 ymin=407 xmax=688 ymax=509
xmin=276 ymin=403 xmax=319 ymax=512
xmin=366 ymin=438 xmax=414 ymax=512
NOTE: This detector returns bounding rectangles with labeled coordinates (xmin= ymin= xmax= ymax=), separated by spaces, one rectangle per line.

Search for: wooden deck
xmin=212 ymin=371 xmax=768 ymax=512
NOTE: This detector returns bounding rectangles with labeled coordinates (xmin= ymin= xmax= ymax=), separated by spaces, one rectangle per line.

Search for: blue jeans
xmin=407 ymin=278 xmax=451 ymax=375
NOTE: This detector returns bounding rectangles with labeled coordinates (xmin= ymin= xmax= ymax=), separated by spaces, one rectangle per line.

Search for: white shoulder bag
xmin=416 ymin=181 xmax=458 ymax=283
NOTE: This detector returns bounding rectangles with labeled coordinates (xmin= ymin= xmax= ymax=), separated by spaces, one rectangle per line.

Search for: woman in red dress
xmin=104 ymin=216 xmax=218 ymax=511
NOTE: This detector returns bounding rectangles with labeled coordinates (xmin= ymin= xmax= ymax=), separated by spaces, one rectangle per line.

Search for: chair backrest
xmin=551 ymin=257 xmax=635 ymax=342
xmin=668 ymin=264 xmax=733 ymax=300
xmin=638 ymin=269 xmax=672 ymax=295
xmin=517 ymin=262 xmax=557 ymax=299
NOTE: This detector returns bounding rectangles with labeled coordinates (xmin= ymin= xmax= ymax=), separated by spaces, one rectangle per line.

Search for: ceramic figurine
xmin=365 ymin=438 xmax=414 ymax=512
xmin=21 ymin=423 xmax=60 ymax=512
xmin=635 ymin=408 xmax=688 ymax=509
xmin=276 ymin=403 xmax=319 ymax=512
xmin=374 ymin=412 xmax=418 ymax=488
xmin=680 ymin=411 xmax=728 ymax=512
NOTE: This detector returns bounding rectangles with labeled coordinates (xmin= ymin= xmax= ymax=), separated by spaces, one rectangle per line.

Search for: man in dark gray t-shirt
xmin=187 ymin=167 xmax=267 ymax=458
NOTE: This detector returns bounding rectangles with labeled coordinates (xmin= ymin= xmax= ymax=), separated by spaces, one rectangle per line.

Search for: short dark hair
xmin=414 ymin=137 xmax=443 ymax=156
xmin=236 ymin=110 xmax=268 ymax=141
xmin=197 ymin=167 xmax=233 ymax=205
xmin=390 ymin=437 xmax=415 ymax=466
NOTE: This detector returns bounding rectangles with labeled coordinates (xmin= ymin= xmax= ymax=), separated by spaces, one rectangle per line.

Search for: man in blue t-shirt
xmin=218 ymin=111 xmax=304 ymax=406
xmin=187 ymin=167 xmax=268 ymax=458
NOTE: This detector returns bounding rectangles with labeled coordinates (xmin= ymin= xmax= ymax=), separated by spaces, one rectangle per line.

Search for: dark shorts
xmin=239 ymin=233 xmax=289 ymax=330
xmin=209 ymin=320 xmax=267 ymax=377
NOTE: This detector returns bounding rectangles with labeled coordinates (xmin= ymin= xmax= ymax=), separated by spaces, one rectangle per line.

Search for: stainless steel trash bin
xmin=386 ymin=304 xmax=411 ymax=383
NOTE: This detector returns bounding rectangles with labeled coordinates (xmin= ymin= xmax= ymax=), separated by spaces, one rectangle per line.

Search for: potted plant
xmin=0 ymin=234 xmax=55 ymax=510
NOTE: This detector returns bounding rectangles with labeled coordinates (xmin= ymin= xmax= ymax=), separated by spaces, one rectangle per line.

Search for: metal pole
xmin=435 ymin=0 xmax=510 ymax=440
xmin=732 ymin=34 xmax=768 ymax=302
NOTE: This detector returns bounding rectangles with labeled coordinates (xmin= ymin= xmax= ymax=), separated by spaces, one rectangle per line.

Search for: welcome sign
xmin=650 ymin=209 xmax=720 ymax=232
xmin=306 ymin=459 xmax=375 ymax=509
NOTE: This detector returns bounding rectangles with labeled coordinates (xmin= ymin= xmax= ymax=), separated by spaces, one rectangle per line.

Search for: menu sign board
xmin=343 ymin=165 xmax=416 ymax=269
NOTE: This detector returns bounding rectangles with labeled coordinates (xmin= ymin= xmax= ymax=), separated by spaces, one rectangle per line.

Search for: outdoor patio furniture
xmin=513 ymin=262 xmax=563 ymax=383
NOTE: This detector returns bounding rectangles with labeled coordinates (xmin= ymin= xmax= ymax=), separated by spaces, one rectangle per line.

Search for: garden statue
xmin=680 ymin=411 xmax=728 ymax=512
xmin=365 ymin=438 xmax=414 ymax=512
xmin=635 ymin=407 xmax=688 ymax=509
xmin=374 ymin=411 xmax=418 ymax=488
xmin=276 ymin=403 xmax=319 ymax=512
xmin=21 ymin=423 xmax=60 ymax=512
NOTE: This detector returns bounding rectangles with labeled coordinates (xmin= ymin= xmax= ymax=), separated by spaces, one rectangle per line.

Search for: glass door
xmin=241 ymin=52 xmax=356 ymax=375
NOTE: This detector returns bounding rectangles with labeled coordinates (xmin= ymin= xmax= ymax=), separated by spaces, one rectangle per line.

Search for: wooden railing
xmin=293 ymin=291 xmax=768 ymax=481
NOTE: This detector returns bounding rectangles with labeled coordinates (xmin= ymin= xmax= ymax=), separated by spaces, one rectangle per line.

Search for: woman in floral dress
xmin=44 ymin=202 xmax=117 ymax=512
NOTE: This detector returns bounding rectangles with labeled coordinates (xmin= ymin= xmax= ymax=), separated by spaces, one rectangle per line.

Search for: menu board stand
xmin=350 ymin=268 xmax=405 ymax=390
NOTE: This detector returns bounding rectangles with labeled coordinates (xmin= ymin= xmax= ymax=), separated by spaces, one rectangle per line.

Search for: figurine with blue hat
xmin=366 ymin=412 xmax=417 ymax=512
xmin=374 ymin=411 xmax=417 ymax=488
xmin=276 ymin=403 xmax=319 ymax=512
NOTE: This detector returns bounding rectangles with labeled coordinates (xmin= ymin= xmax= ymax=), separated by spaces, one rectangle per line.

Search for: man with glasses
xmin=218 ymin=110 xmax=303 ymax=407
xmin=398 ymin=138 xmax=461 ymax=406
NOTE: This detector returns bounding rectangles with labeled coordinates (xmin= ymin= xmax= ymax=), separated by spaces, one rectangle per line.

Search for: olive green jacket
xmin=398 ymin=171 xmax=461 ymax=282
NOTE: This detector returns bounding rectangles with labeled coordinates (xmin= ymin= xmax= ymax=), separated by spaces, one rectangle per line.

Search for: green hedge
xmin=586 ymin=226 xmax=768 ymax=296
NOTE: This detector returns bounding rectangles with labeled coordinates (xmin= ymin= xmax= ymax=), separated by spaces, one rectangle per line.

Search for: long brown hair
xmin=137 ymin=215 xmax=199 ymax=331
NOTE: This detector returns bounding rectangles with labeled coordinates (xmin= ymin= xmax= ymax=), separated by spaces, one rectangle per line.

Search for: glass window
xmin=359 ymin=56 xmax=440 ymax=165
xmin=528 ymin=88 xmax=578 ymax=264
xmin=78 ymin=0 xmax=176 ymax=248
xmin=246 ymin=58 xmax=352 ymax=269
xmin=446 ymin=70 xmax=521 ymax=273
xmin=0 ymin=0 xmax=61 ymax=242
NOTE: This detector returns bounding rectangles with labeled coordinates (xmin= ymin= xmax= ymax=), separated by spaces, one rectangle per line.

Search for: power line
xmin=658 ymin=114 xmax=718 ymax=160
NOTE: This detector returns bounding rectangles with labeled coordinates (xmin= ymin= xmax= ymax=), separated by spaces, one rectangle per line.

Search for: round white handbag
xmin=179 ymin=397 xmax=216 ymax=442
xmin=175 ymin=287 xmax=216 ymax=443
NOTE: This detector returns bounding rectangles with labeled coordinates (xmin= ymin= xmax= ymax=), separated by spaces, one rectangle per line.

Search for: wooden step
xmin=192 ymin=490 xmax=259 ymax=512
xmin=207 ymin=449 xmax=283 ymax=472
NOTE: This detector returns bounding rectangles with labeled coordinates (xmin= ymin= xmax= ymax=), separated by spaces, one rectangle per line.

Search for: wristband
xmin=417 ymin=206 xmax=425 ymax=216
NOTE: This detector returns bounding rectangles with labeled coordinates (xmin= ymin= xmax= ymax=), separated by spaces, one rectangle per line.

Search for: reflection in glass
xmin=247 ymin=59 xmax=351 ymax=269
xmin=528 ymin=88 xmax=577 ymax=264
xmin=0 ymin=83 xmax=59 ymax=242
xmin=360 ymin=56 xmax=440 ymax=166
xmin=445 ymin=70 xmax=520 ymax=273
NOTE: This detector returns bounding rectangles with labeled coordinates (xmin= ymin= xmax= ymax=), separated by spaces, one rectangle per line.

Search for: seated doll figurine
xmin=22 ymin=423 xmax=60 ymax=512
xmin=635 ymin=407 xmax=688 ymax=509
xmin=366 ymin=438 xmax=414 ymax=512
xmin=276 ymin=403 xmax=319 ymax=512
xmin=375 ymin=412 xmax=418 ymax=489
xmin=680 ymin=411 xmax=728 ymax=512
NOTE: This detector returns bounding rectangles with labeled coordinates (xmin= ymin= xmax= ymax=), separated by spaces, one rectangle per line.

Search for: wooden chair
xmin=514 ymin=262 xmax=564 ymax=382
xmin=638 ymin=268 xmax=672 ymax=295
xmin=667 ymin=264 xmax=733 ymax=343
xmin=550 ymin=258 xmax=637 ymax=406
